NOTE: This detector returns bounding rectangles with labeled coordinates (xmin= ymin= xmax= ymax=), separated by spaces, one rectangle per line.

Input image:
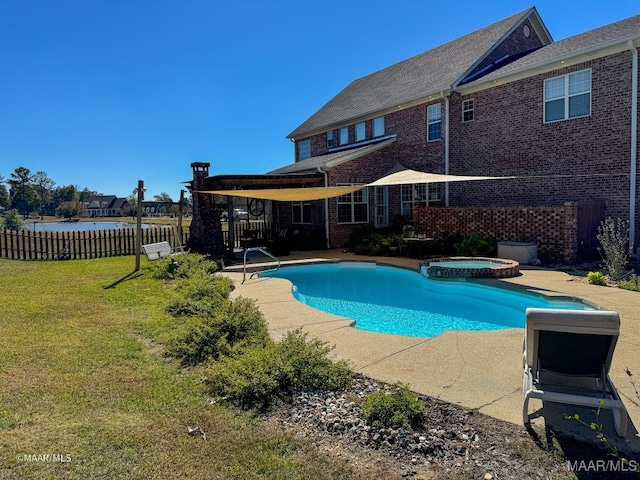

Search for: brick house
xmin=191 ymin=7 xmax=639 ymax=261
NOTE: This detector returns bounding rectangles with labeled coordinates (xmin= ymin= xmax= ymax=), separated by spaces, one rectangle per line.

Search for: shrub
xmin=166 ymin=297 xmax=270 ymax=365
xmin=596 ymin=217 xmax=630 ymax=282
xmin=362 ymin=382 xmax=426 ymax=429
xmin=454 ymin=233 xmax=496 ymax=257
xmin=587 ymin=271 xmax=608 ymax=286
xmin=618 ymin=274 xmax=640 ymax=292
xmin=166 ymin=271 xmax=234 ymax=317
xmin=205 ymin=329 xmax=352 ymax=410
xmin=149 ymin=252 xmax=224 ymax=280
xmin=2 ymin=209 xmax=24 ymax=231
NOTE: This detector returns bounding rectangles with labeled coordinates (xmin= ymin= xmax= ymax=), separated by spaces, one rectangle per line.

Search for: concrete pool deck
xmin=223 ymin=249 xmax=640 ymax=451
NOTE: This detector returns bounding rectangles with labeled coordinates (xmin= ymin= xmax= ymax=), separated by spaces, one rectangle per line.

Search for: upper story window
xmin=339 ymin=127 xmax=349 ymax=145
xmin=373 ymin=116 xmax=384 ymax=137
xmin=355 ymin=122 xmax=366 ymax=141
xmin=544 ymin=68 xmax=591 ymax=123
xmin=462 ymin=99 xmax=474 ymax=122
xmin=297 ymin=139 xmax=311 ymax=161
xmin=327 ymin=130 xmax=335 ymax=148
xmin=427 ymin=104 xmax=441 ymax=142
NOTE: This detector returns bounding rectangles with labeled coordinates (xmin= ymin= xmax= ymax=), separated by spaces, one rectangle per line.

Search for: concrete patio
xmin=223 ymin=249 xmax=640 ymax=454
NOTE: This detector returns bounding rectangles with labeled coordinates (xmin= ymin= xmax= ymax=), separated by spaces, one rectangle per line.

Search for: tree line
xmin=0 ymin=167 xmax=190 ymax=221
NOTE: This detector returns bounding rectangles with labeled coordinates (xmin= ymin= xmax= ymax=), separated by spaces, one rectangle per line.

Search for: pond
xmin=26 ymin=221 xmax=155 ymax=232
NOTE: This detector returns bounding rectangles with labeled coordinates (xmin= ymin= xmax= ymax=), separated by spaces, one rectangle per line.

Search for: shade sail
xmin=196 ymin=185 xmax=364 ymax=201
xmin=196 ymin=168 xmax=515 ymax=201
xmin=367 ymin=169 xmax=514 ymax=186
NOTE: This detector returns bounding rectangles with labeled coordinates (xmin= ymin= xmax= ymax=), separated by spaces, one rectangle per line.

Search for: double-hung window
xmin=339 ymin=127 xmax=349 ymax=145
xmin=355 ymin=122 xmax=366 ymax=141
xmin=297 ymin=140 xmax=311 ymax=161
xmin=427 ymin=104 xmax=441 ymax=142
xmin=462 ymin=99 xmax=474 ymax=122
xmin=337 ymin=184 xmax=368 ymax=224
xmin=373 ymin=116 xmax=384 ymax=137
xmin=292 ymin=201 xmax=311 ymax=224
xmin=544 ymin=69 xmax=591 ymax=123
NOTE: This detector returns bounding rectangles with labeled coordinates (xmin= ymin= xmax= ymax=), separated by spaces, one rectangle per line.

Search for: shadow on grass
xmin=103 ymin=270 xmax=144 ymax=289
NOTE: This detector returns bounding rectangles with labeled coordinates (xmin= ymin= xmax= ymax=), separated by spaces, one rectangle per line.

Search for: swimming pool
xmin=261 ymin=262 xmax=593 ymax=338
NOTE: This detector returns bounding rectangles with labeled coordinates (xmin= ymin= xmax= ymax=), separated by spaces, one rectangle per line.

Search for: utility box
xmin=497 ymin=241 xmax=538 ymax=265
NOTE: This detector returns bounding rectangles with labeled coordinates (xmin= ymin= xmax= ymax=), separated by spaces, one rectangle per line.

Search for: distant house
xmin=190 ymin=7 xmax=640 ymax=259
xmin=83 ymin=196 xmax=129 ymax=217
xmin=142 ymin=201 xmax=174 ymax=217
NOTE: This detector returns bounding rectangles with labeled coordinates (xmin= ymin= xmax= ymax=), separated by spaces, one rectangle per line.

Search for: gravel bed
xmin=265 ymin=374 xmax=619 ymax=480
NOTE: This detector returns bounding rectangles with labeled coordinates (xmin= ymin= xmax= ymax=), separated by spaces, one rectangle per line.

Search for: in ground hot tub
xmin=420 ymin=256 xmax=520 ymax=279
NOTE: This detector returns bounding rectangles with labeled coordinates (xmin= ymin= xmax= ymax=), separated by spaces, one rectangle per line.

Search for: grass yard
xmin=0 ymin=257 xmax=361 ymax=479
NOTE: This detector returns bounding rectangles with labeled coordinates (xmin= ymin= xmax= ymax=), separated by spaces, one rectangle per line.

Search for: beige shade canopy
xmin=196 ymin=168 xmax=514 ymax=201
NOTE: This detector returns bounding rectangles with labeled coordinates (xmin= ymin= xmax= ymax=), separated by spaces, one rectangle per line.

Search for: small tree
xmin=596 ymin=217 xmax=630 ymax=282
xmin=3 ymin=209 xmax=24 ymax=231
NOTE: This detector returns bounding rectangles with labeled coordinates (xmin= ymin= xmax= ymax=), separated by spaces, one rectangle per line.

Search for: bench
xmin=142 ymin=242 xmax=173 ymax=260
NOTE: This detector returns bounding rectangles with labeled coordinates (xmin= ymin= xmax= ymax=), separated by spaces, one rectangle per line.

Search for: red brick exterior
xmin=293 ymin=49 xmax=639 ymax=258
xmin=413 ymin=202 xmax=580 ymax=263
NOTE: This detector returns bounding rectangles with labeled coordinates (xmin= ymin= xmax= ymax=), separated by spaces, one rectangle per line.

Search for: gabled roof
xmin=287 ymin=8 xmax=547 ymax=139
xmin=469 ymin=14 xmax=640 ymax=87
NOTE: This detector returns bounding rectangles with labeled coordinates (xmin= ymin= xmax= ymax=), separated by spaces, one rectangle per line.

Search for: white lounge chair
xmin=522 ymin=308 xmax=628 ymax=437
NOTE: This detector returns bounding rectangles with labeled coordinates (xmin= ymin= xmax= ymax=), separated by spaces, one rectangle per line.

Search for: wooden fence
xmin=0 ymin=227 xmax=190 ymax=261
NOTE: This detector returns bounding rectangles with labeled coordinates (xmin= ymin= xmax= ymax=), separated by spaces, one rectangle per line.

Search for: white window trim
xmin=374 ymin=186 xmax=389 ymax=228
xmin=339 ymin=127 xmax=349 ymax=145
xmin=427 ymin=104 xmax=441 ymax=142
xmin=297 ymin=139 xmax=311 ymax=161
xmin=336 ymin=183 xmax=368 ymax=224
xmin=543 ymin=68 xmax=592 ymax=123
xmin=462 ymin=99 xmax=474 ymax=122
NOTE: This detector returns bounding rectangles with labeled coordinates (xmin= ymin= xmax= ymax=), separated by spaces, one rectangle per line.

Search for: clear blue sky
xmin=1 ymin=1 xmax=637 ymax=200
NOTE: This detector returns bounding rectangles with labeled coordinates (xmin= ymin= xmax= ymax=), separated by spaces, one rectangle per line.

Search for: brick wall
xmin=413 ymin=202 xmax=580 ymax=263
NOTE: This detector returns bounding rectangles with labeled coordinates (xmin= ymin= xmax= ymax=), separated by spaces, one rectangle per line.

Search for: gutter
xmin=629 ymin=40 xmax=638 ymax=255
xmin=317 ymin=166 xmax=331 ymax=249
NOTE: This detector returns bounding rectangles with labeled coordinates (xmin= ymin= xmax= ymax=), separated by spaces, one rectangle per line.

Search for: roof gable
xmin=288 ymin=8 xmax=548 ymax=139
xmin=473 ymin=13 xmax=640 ymax=85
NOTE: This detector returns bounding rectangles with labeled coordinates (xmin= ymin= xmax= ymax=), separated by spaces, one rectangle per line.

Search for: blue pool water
xmin=261 ymin=262 xmax=593 ymax=338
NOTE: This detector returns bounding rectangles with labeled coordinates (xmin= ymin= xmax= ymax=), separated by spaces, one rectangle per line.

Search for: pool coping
xmin=222 ymin=249 xmax=640 ymax=451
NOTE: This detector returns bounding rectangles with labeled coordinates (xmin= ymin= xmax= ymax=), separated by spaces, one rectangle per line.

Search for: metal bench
xmin=142 ymin=241 xmax=173 ymax=260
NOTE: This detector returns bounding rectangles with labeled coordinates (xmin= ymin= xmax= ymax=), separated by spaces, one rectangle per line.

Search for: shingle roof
xmin=268 ymin=136 xmax=396 ymax=174
xmin=287 ymin=8 xmax=535 ymax=139
xmin=479 ymin=14 xmax=640 ymax=82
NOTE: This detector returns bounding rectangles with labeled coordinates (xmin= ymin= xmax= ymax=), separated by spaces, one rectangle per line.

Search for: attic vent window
xmin=523 ymin=25 xmax=531 ymax=37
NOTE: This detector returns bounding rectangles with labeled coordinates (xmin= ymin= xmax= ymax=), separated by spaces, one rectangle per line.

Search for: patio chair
xmin=522 ymin=308 xmax=628 ymax=437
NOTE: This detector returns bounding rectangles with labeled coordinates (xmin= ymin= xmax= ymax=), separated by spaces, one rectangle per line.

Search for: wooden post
xmin=178 ymin=189 xmax=184 ymax=246
xmin=135 ymin=180 xmax=144 ymax=271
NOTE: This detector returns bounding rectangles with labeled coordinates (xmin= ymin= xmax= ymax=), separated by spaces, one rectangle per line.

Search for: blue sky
xmin=1 ymin=1 xmax=637 ymax=200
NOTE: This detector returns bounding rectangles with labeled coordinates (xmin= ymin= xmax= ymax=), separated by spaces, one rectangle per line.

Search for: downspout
xmin=629 ymin=41 xmax=638 ymax=255
xmin=442 ymin=92 xmax=451 ymax=206
xmin=317 ymin=166 xmax=330 ymax=249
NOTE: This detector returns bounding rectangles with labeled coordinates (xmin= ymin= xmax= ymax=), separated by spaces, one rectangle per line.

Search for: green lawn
xmin=0 ymin=257 xmax=361 ymax=479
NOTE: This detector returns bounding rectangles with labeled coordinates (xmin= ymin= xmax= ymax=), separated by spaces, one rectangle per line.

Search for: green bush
xmin=2 ymin=209 xmax=24 ymax=231
xmin=205 ymin=329 xmax=352 ymax=410
xmin=166 ymin=271 xmax=234 ymax=317
xmin=362 ymin=383 xmax=426 ymax=429
xmin=618 ymin=274 xmax=640 ymax=292
xmin=149 ymin=252 xmax=224 ymax=280
xmin=166 ymin=297 xmax=270 ymax=365
xmin=587 ymin=271 xmax=608 ymax=286
xmin=597 ymin=217 xmax=630 ymax=282
xmin=453 ymin=233 xmax=496 ymax=257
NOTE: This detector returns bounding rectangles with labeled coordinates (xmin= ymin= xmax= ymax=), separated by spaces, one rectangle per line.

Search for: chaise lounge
xmin=522 ymin=308 xmax=628 ymax=437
